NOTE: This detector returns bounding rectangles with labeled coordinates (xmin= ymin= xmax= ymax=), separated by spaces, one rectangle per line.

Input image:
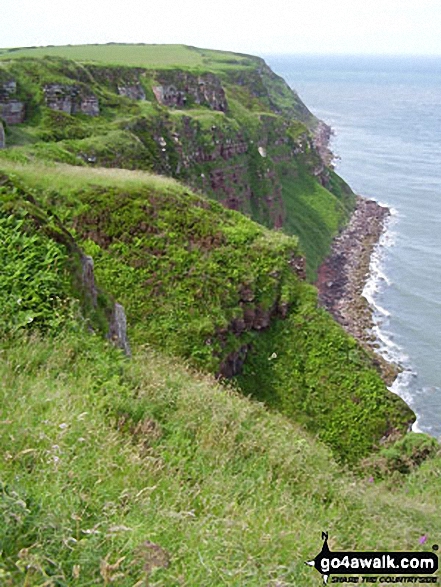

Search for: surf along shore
xmin=316 ymin=195 xmax=399 ymax=384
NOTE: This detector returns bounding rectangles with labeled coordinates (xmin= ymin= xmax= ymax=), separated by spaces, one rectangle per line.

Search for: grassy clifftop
xmin=0 ymin=44 xmax=352 ymax=278
xmin=0 ymin=44 xmax=261 ymax=70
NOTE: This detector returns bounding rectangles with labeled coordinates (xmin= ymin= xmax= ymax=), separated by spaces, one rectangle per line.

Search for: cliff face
xmin=0 ymin=79 xmax=25 ymax=124
xmin=0 ymin=162 xmax=414 ymax=461
xmin=43 ymin=84 xmax=100 ymax=116
xmin=0 ymin=45 xmax=415 ymax=462
xmin=152 ymin=70 xmax=228 ymax=111
xmin=0 ymin=52 xmax=353 ymax=278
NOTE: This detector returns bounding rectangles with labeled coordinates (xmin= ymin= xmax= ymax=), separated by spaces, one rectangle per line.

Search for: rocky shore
xmin=316 ymin=196 xmax=398 ymax=382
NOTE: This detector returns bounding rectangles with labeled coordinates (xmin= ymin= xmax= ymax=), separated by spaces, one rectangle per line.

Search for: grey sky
xmin=3 ymin=0 xmax=441 ymax=55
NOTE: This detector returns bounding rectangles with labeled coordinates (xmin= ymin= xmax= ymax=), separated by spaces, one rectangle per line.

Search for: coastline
xmin=316 ymin=196 xmax=398 ymax=383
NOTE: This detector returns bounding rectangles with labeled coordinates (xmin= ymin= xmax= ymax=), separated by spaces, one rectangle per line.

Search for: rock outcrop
xmin=80 ymin=254 xmax=130 ymax=355
xmin=44 ymin=84 xmax=100 ymax=116
xmin=0 ymin=100 xmax=25 ymax=125
xmin=118 ymin=83 xmax=146 ymax=100
xmin=108 ymin=302 xmax=131 ymax=356
xmin=0 ymin=79 xmax=25 ymax=125
xmin=312 ymin=120 xmax=334 ymax=167
xmin=80 ymin=255 xmax=98 ymax=307
xmin=153 ymin=72 xmax=227 ymax=112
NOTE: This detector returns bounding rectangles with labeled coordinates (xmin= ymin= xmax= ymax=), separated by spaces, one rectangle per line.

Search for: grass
xmin=0 ymin=44 xmax=205 ymax=68
xmin=0 ymin=160 xmax=182 ymax=192
xmin=0 ymin=163 xmax=413 ymax=463
xmin=0 ymin=50 xmax=350 ymax=278
xmin=0 ymin=332 xmax=440 ymax=586
xmin=0 ymin=45 xmax=439 ymax=584
xmin=0 ymin=44 xmax=255 ymax=72
xmin=278 ymin=163 xmax=354 ymax=280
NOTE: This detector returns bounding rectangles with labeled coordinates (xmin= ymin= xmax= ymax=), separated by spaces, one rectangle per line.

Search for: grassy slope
xmin=0 ymin=162 xmax=414 ymax=463
xmin=1 ymin=333 xmax=440 ymax=587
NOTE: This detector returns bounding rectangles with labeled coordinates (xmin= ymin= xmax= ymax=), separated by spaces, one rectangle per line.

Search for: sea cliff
xmin=1 ymin=43 xmax=440 ymax=587
xmin=0 ymin=44 xmax=417 ymax=462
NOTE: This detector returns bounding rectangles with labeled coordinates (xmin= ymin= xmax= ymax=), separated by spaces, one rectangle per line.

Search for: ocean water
xmin=265 ymin=55 xmax=441 ymax=438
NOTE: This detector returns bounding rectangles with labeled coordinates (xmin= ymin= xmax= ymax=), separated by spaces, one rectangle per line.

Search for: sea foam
xmin=362 ymin=205 xmax=424 ymax=430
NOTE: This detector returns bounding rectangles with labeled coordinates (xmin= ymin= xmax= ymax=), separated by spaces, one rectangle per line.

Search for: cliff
xmin=0 ymin=45 xmax=415 ymax=462
xmin=0 ymin=160 xmax=414 ymax=463
xmin=0 ymin=46 xmax=353 ymax=279
xmin=1 ymin=44 xmax=439 ymax=586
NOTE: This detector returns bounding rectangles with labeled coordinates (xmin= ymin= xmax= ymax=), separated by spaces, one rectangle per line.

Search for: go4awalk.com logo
xmin=306 ymin=533 xmax=439 ymax=584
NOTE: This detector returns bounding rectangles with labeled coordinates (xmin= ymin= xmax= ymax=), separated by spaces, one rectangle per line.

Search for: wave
xmin=362 ymin=210 xmax=397 ymax=304
xmin=362 ymin=205 xmax=425 ymax=431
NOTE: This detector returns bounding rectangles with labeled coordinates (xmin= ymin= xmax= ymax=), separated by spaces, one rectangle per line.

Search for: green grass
xmin=0 ymin=160 xmax=182 ymax=193
xmin=0 ymin=50 xmax=351 ymax=278
xmin=0 ymin=44 xmax=255 ymax=71
xmin=278 ymin=162 xmax=355 ymax=280
xmin=0 ymin=332 xmax=439 ymax=586
xmin=0 ymin=44 xmax=204 ymax=68
xmin=0 ymin=162 xmax=413 ymax=462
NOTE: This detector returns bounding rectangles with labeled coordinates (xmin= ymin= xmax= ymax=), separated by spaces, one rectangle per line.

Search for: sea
xmin=265 ymin=54 xmax=441 ymax=439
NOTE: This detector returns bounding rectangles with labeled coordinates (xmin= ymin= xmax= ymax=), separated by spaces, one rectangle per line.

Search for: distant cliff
xmin=0 ymin=47 xmax=353 ymax=278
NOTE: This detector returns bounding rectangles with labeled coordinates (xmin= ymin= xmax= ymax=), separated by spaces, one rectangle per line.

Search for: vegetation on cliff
xmin=0 ymin=329 xmax=438 ymax=586
xmin=0 ymin=44 xmax=353 ymax=279
xmin=0 ymin=43 xmax=439 ymax=586
xmin=0 ymin=162 xmax=414 ymax=462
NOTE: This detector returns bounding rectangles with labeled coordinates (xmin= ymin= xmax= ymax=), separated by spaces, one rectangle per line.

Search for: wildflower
xmin=419 ymin=535 xmax=427 ymax=545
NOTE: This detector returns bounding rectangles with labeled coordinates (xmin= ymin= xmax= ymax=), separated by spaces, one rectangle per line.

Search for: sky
xmin=3 ymin=0 xmax=441 ymax=56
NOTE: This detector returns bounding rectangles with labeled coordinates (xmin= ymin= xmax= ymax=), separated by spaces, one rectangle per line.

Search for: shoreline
xmin=316 ymin=196 xmax=398 ymax=383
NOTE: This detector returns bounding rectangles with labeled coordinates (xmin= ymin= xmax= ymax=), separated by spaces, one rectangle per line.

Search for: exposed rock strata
xmin=0 ymin=79 xmax=26 ymax=125
xmin=218 ymin=253 xmax=306 ymax=378
xmin=117 ymin=83 xmax=146 ymax=100
xmin=312 ymin=121 xmax=334 ymax=167
xmin=44 ymin=84 xmax=100 ymax=116
xmin=0 ymin=80 xmax=17 ymax=97
xmin=153 ymin=72 xmax=227 ymax=111
xmin=0 ymin=100 xmax=25 ymax=125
